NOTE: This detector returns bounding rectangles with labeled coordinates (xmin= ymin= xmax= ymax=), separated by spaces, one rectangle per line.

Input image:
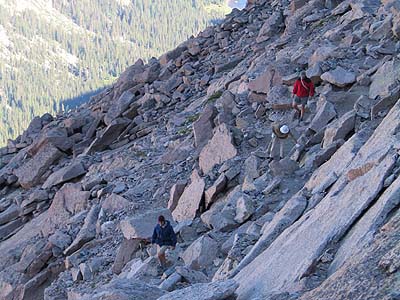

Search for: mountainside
xmin=0 ymin=0 xmax=229 ymax=145
xmin=0 ymin=0 xmax=400 ymax=300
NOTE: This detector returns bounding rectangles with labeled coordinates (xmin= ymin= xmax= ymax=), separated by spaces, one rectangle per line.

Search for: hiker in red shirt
xmin=292 ymin=71 xmax=315 ymax=121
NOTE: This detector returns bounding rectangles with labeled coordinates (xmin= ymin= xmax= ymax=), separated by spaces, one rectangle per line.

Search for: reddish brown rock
xmin=347 ymin=162 xmax=375 ymax=181
xmin=168 ymin=181 xmax=187 ymax=212
xmin=172 ymin=170 xmax=205 ymax=222
xmin=205 ymin=174 xmax=227 ymax=208
xmin=193 ymin=104 xmax=217 ymax=150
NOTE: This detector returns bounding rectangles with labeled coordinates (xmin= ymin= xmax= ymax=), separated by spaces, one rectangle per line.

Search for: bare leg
xmin=300 ymin=105 xmax=305 ymax=121
xmin=158 ymin=252 xmax=167 ymax=267
xmin=267 ymin=137 xmax=273 ymax=158
xmin=280 ymin=140 xmax=284 ymax=159
xmin=292 ymin=102 xmax=301 ymax=119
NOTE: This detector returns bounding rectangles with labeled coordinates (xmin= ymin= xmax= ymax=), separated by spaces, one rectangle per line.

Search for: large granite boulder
xmin=309 ymin=100 xmax=337 ymax=133
xmin=157 ymin=280 xmax=238 ymax=300
xmin=104 ymin=91 xmax=136 ymax=125
xmin=42 ymin=161 xmax=86 ymax=189
xmin=42 ymin=183 xmax=90 ymax=236
xmin=64 ymin=205 xmax=100 ymax=255
xmin=234 ymin=101 xmax=400 ymax=300
xmin=27 ymin=127 xmax=72 ymax=156
xmin=369 ymin=59 xmax=400 ymax=99
xmin=322 ymin=110 xmax=356 ymax=148
xmin=182 ymin=234 xmax=219 ymax=270
xmin=120 ymin=208 xmax=174 ymax=240
xmin=193 ymin=104 xmax=217 ymax=150
xmin=15 ymin=143 xmax=63 ymax=189
xmin=172 ymin=170 xmax=205 ymax=222
xmin=321 ymin=66 xmax=356 ymax=87
xmin=80 ymin=278 xmax=166 ymax=300
xmin=102 ymin=193 xmax=131 ymax=215
xmin=199 ymin=124 xmax=237 ymax=174
xmin=85 ymin=118 xmax=130 ymax=154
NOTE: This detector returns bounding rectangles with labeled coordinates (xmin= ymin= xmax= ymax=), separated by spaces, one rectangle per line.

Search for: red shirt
xmin=293 ymin=79 xmax=315 ymax=97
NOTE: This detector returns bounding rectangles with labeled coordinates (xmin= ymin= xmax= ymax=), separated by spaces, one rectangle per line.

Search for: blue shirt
xmin=151 ymin=220 xmax=177 ymax=247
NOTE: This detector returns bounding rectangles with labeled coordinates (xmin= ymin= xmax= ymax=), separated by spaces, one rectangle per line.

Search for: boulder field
xmin=0 ymin=0 xmax=399 ymax=299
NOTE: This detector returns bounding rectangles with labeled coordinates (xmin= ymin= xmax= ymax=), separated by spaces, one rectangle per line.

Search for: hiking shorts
xmin=293 ymin=96 xmax=308 ymax=106
xmin=157 ymin=245 xmax=173 ymax=255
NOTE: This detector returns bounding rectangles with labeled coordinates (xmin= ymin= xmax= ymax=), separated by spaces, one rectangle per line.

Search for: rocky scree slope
xmin=0 ymin=0 xmax=400 ymax=299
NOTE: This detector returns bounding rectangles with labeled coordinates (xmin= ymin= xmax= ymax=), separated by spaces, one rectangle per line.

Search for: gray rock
xmin=230 ymin=194 xmax=307 ymax=278
xmin=71 ymin=267 xmax=82 ymax=282
xmin=64 ymin=205 xmax=100 ymax=255
xmin=234 ymin=101 xmax=400 ymax=299
xmin=157 ymin=280 xmax=238 ymax=300
xmin=306 ymin=62 xmax=323 ymax=82
xmin=85 ymin=118 xmax=130 ymax=154
xmin=182 ymin=235 xmax=219 ymax=270
xmin=369 ymin=59 xmax=400 ymax=99
xmin=243 ymin=155 xmax=259 ymax=180
xmin=305 ymin=129 xmax=371 ymax=194
xmin=201 ymin=187 xmax=242 ymax=232
xmin=329 ymin=175 xmax=400 ymax=274
xmin=160 ymin=45 xmax=187 ymax=65
xmin=323 ymin=110 xmax=355 ymax=148
xmin=175 ymin=266 xmax=209 ymax=284
xmin=102 ymin=193 xmax=130 ymax=215
xmin=214 ymin=57 xmax=242 ymax=74
xmin=48 ymin=230 xmax=72 ymax=255
xmin=214 ymin=233 xmax=258 ymax=281
xmin=159 ymin=272 xmax=182 ymax=291
xmin=305 ymin=140 xmax=344 ymax=170
xmin=121 ymin=208 xmax=174 ymax=240
xmin=257 ymin=11 xmax=283 ymax=43
xmin=321 ymin=66 xmax=356 ymax=87
xmin=42 ymin=161 xmax=86 ymax=189
xmin=112 ymin=182 xmax=127 ymax=194
xmin=234 ymin=195 xmax=254 ymax=224
xmin=14 ymin=143 xmax=63 ymax=189
xmin=0 ymin=217 xmax=23 ymax=241
xmin=43 ymin=183 xmax=90 ymax=235
xmin=0 ymin=204 xmax=19 ymax=225
xmin=309 ymin=100 xmax=337 ymax=133
xmin=112 ymin=239 xmax=141 ymax=274
xmin=104 ymin=91 xmax=135 ymax=125
xmin=81 ymin=278 xmax=166 ymax=300
xmin=28 ymin=127 xmax=72 ymax=155
xmin=79 ymin=263 xmax=93 ymax=281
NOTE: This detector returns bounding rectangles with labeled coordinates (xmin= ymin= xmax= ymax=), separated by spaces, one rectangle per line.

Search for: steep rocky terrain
xmin=0 ymin=0 xmax=399 ymax=299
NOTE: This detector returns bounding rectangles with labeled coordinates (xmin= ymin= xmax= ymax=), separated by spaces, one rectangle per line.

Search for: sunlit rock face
xmin=227 ymin=0 xmax=247 ymax=9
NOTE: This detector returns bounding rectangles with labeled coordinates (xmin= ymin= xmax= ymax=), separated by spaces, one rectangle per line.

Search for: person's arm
xmin=292 ymin=80 xmax=298 ymax=96
xmin=289 ymin=132 xmax=297 ymax=144
xmin=309 ymin=81 xmax=315 ymax=97
xmin=170 ymin=226 xmax=177 ymax=248
xmin=151 ymin=227 xmax=157 ymax=244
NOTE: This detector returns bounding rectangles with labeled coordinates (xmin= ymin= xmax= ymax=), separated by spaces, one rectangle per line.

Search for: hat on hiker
xmin=280 ymin=125 xmax=289 ymax=134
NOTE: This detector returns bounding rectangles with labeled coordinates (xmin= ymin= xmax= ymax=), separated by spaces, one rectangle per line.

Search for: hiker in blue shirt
xmin=151 ymin=215 xmax=177 ymax=268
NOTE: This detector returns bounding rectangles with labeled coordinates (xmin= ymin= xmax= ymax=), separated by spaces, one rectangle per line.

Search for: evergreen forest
xmin=0 ymin=0 xmax=230 ymax=145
